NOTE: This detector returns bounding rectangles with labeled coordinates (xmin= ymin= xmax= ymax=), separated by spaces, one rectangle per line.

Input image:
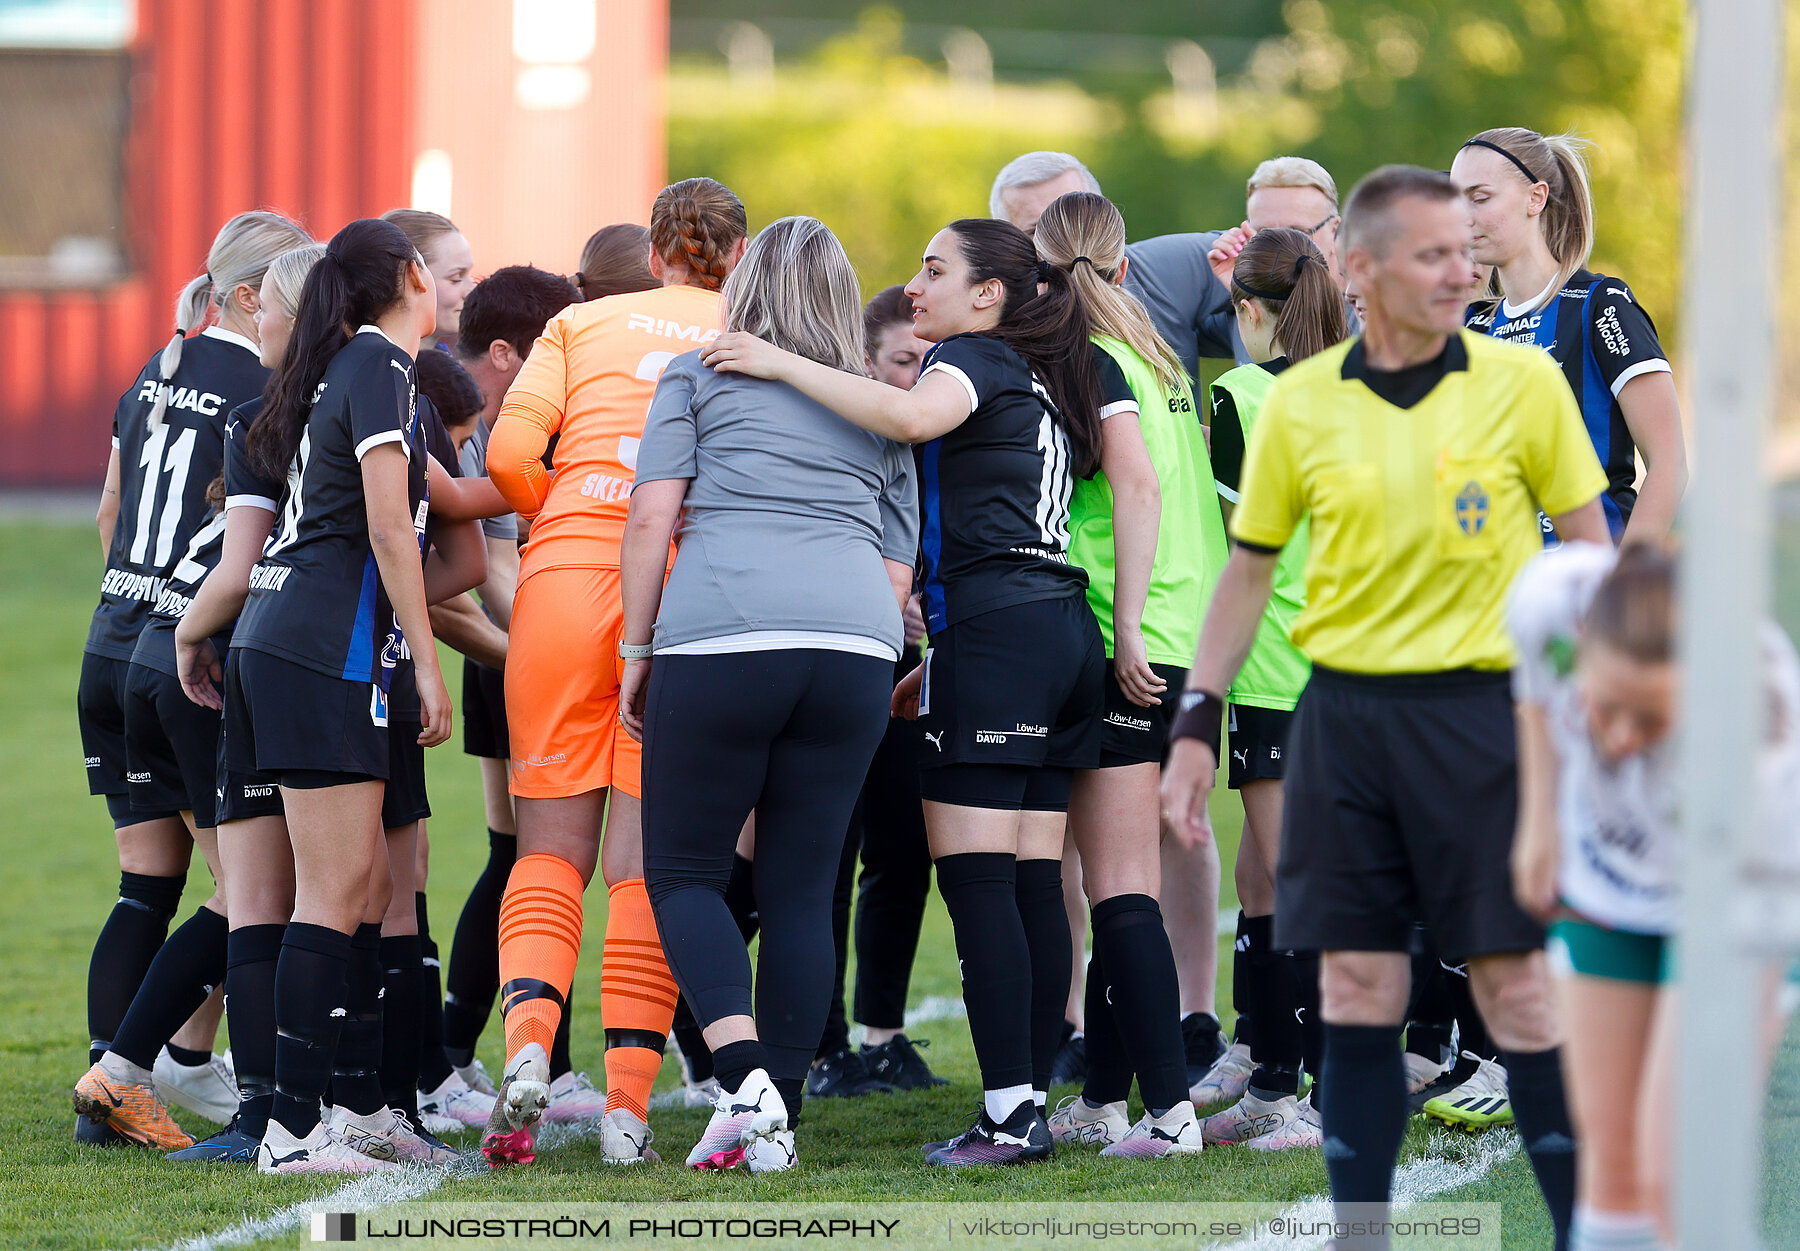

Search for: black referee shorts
xmin=1274 ymin=665 xmax=1542 ymax=964
xmin=462 ymin=656 xmax=510 ymax=760
xmin=123 ymin=661 xmax=221 ymax=828
xmin=1097 ymin=661 xmax=1187 ymax=768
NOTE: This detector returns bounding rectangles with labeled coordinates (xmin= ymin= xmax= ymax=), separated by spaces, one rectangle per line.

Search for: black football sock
xmin=112 ymin=905 xmax=228 ymax=1070
xmin=329 ymin=923 xmax=385 ymax=1117
xmin=165 ymin=1042 xmax=210 ymax=1067
xmin=1447 ymin=967 xmax=1496 ymax=1059
xmin=672 ymin=996 xmax=714 ymax=1082
xmin=1080 ymin=950 xmax=1132 ymax=1106
xmin=1090 ymin=894 xmax=1186 ymax=1114
xmin=1014 ymin=856 xmax=1070 ymax=1097
xmin=225 ymin=924 xmax=283 ymax=1137
xmin=725 ymin=853 xmax=760 ymax=942
xmin=88 ymin=871 xmax=185 ymax=1063
xmin=414 ymin=893 xmax=453 ymax=1091
xmin=934 ymin=853 xmax=1033 ymax=1091
xmin=773 ymin=1076 xmax=804 ymax=1129
xmin=1405 ymin=942 xmax=1456 ymax=1062
xmin=1248 ymin=945 xmax=1302 ymax=1098
xmin=1243 ymin=914 xmax=1279 ymax=1070
xmin=442 ymin=829 xmax=514 ymax=1066
xmin=380 ymin=934 xmax=423 ymax=1119
xmin=1294 ymin=950 xmax=1323 ymax=1097
xmin=1234 ymin=912 xmax=1269 ymax=1050
xmin=711 ymin=1039 xmax=770 ymax=1095
xmin=1502 ymin=1047 xmax=1578 ymax=1251
xmin=1319 ymin=1023 xmax=1407 ymax=1205
xmin=271 ymin=923 xmax=351 ymax=1139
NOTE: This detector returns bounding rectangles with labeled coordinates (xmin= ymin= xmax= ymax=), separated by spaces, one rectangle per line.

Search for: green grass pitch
xmin=4 ymin=519 xmax=1796 ymax=1248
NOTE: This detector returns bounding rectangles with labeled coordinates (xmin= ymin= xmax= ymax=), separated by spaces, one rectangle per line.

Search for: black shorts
xmin=1098 ymin=661 xmax=1187 ymax=767
xmin=462 ymin=657 xmax=509 ymax=759
xmin=78 ymin=652 xmax=136 ymax=824
xmin=383 ymin=723 xmax=431 ymax=828
xmin=1227 ymin=702 xmax=1294 ymax=789
xmin=123 ymin=661 xmax=221 ymax=827
xmin=1274 ymin=666 xmax=1542 ymax=964
xmin=226 ymin=646 xmax=389 ymax=785
xmin=915 ymin=595 xmax=1105 ymax=812
xmin=214 ymin=713 xmax=284 ymax=824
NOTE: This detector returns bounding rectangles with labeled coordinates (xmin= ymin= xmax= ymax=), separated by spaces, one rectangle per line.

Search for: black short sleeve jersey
xmin=384 ymin=395 xmax=449 ymax=721
xmin=86 ymin=329 xmax=269 ymax=661
xmin=130 ymin=398 xmax=283 ymax=676
xmin=914 ymin=333 xmax=1090 ymax=631
xmin=1466 ymin=269 xmax=1669 ymax=535
xmin=233 ymin=328 xmax=427 ymax=685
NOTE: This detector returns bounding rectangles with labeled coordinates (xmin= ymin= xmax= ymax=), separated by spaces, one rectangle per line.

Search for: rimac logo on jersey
xmin=135 ymin=381 xmax=227 ymax=416
xmin=1455 ymin=481 xmax=1490 ymax=536
xmin=626 ymin=314 xmax=720 ymax=345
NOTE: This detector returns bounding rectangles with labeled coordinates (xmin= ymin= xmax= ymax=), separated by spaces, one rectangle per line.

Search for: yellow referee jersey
xmin=1231 ymin=331 xmax=1606 ymax=674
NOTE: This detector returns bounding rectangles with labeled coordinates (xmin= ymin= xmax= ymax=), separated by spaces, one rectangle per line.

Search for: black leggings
xmin=642 ymin=649 xmax=890 ymax=1084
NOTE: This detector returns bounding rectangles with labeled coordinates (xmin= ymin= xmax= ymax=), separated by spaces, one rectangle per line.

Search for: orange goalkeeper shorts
xmin=504 ymin=566 xmax=640 ymax=799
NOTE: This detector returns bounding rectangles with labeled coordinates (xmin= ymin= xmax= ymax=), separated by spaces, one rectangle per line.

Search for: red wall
xmin=0 ymin=0 xmax=417 ymax=488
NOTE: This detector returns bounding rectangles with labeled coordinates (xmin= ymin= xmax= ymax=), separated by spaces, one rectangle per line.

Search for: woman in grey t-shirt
xmin=617 ymin=217 xmax=917 ymax=1172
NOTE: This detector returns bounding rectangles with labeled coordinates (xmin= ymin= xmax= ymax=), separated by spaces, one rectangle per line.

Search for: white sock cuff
xmin=983 ymin=1084 xmax=1033 ymax=1122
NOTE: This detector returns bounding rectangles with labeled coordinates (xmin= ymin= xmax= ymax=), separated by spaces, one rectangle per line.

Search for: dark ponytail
xmin=248 ymin=219 xmax=420 ymax=481
xmin=946 ymin=217 xmax=1102 ymax=478
xmin=1230 ymin=226 xmax=1346 ymax=364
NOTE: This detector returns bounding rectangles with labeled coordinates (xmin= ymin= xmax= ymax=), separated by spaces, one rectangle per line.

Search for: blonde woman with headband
xmin=1032 ymin=191 xmax=1225 ymax=1159
xmin=1452 ymin=129 xmax=1686 ymax=544
xmin=73 ymin=210 xmax=311 ymax=1151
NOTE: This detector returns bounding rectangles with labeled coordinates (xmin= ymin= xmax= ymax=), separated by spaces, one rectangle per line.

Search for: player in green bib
xmin=1193 ymin=226 xmax=1347 ymax=1152
xmin=1032 ymin=192 xmax=1229 ymax=1158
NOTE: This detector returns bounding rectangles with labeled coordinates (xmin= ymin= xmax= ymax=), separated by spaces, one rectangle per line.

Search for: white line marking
xmin=1212 ymin=1129 xmax=1520 ymax=1250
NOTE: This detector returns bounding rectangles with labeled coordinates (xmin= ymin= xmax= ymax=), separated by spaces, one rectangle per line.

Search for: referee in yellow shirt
xmin=1162 ymin=166 xmax=1607 ymax=1251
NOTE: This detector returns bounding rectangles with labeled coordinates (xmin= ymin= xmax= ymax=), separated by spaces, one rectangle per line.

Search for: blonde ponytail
xmin=1032 ymin=192 xmax=1187 ymax=394
xmin=146 ymin=210 xmax=313 ymax=432
xmin=1464 ymin=127 xmax=1595 ymax=300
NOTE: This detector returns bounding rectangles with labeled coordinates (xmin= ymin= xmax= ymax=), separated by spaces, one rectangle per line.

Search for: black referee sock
xmin=442 ymin=829 xmax=515 ymax=1067
xmin=1234 ymin=912 xmax=1269 ymax=1050
xmin=725 ymin=853 xmax=760 ymax=942
xmin=1014 ymin=857 xmax=1070 ymax=1097
xmin=272 ymin=923 xmax=351 ymax=1139
xmin=414 ymin=893 xmax=454 ymax=1091
xmin=1319 ymin=1023 xmax=1407 ymax=1204
xmin=112 ymin=905 xmax=229 ymax=1070
xmin=1502 ymin=1047 xmax=1578 ymax=1251
xmin=380 ymin=934 xmax=423 ymax=1120
xmin=935 ymin=853 xmax=1034 ymax=1091
xmin=1080 ymin=951 xmax=1132 ymax=1106
xmin=1090 ymin=894 xmax=1186 ymax=1114
xmin=1248 ymin=945 xmax=1302 ymax=1098
xmin=330 ymin=923 xmax=385 ymax=1117
xmin=88 ymin=871 xmax=185 ymax=1063
xmin=225 ymin=924 xmax=284 ymax=1138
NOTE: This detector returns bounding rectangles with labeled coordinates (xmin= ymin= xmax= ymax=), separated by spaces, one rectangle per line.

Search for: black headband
xmin=1461 ymin=138 xmax=1540 ymax=186
xmin=1232 ymin=273 xmax=1289 ymax=302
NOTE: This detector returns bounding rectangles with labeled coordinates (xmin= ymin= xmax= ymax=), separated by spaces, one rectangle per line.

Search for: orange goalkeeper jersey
xmin=487 ymin=284 xmax=722 ymax=575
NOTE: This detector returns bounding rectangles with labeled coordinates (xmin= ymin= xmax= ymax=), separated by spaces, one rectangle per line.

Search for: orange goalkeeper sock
xmin=497 ymin=853 xmax=585 ymax=1062
xmin=601 ymin=878 xmax=679 ymax=1120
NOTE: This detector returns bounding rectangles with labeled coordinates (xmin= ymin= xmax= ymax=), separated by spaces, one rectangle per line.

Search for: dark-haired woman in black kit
xmin=704 ymin=218 xmax=1127 ymax=1167
xmin=228 ymin=218 xmax=450 ymax=1175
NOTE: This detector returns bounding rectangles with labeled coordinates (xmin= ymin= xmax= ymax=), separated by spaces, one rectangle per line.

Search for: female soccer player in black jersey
xmin=228 ymin=218 xmax=451 ymax=1175
xmin=74 ymin=211 xmax=310 ymax=1148
xmin=704 ymin=217 xmax=1113 ymax=1167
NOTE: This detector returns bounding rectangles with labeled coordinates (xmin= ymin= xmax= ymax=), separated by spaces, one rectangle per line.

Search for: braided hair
xmin=648 ymin=178 xmax=747 ymax=291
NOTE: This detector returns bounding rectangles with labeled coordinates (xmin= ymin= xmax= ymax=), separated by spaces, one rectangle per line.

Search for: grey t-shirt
xmin=634 ymin=352 xmax=919 ymax=657
xmin=1123 ymin=231 xmax=1247 ymax=374
xmin=459 ymin=417 xmax=519 ymax=542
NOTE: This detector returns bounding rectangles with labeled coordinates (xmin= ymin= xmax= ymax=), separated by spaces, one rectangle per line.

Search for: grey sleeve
xmin=876 ymin=443 xmax=919 ymax=567
xmin=634 ymin=355 xmax=702 ymax=486
xmin=1123 ymin=232 xmax=1241 ymax=369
